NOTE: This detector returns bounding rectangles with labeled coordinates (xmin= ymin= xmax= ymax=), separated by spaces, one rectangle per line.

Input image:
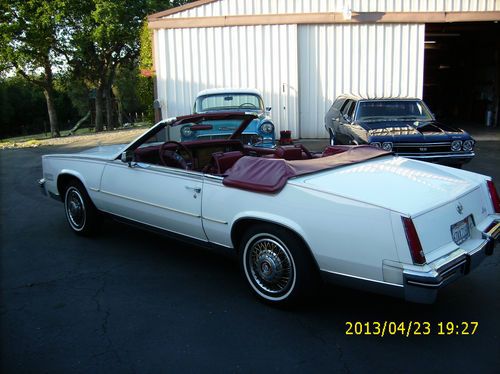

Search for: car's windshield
xmin=356 ymin=100 xmax=433 ymax=121
xmin=137 ymin=117 xmax=263 ymax=148
xmin=195 ymin=93 xmax=263 ymax=112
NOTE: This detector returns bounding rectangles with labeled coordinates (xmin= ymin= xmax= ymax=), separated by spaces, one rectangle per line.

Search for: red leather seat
xmin=211 ymin=151 xmax=245 ymax=174
xmin=274 ymin=146 xmax=304 ymax=160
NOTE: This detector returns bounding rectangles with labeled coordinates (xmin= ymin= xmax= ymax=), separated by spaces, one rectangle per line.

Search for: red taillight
xmin=402 ymin=217 xmax=426 ymax=265
xmin=487 ymin=180 xmax=500 ymax=213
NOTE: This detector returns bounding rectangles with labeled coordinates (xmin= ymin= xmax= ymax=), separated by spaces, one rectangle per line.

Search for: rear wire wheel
xmin=240 ymin=224 xmax=319 ymax=306
xmin=63 ymin=180 xmax=99 ymax=236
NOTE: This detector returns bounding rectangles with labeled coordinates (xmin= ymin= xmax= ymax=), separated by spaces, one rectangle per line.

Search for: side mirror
xmin=265 ymin=106 xmax=272 ymax=113
xmin=121 ymin=150 xmax=134 ymax=167
xmin=343 ymin=114 xmax=352 ymax=122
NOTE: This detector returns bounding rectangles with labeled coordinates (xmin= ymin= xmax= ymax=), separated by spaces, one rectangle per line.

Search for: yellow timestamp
xmin=345 ymin=321 xmax=479 ymax=337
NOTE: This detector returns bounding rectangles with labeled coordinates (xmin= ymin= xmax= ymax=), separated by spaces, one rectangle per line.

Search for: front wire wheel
xmin=64 ymin=180 xmax=98 ymax=235
xmin=240 ymin=225 xmax=319 ymax=306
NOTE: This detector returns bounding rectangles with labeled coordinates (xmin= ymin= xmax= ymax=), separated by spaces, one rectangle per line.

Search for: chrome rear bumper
xmin=403 ymin=237 xmax=495 ymax=303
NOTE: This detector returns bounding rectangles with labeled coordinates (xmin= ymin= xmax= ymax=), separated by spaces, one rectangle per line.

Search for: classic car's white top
xmin=196 ymin=88 xmax=262 ymax=98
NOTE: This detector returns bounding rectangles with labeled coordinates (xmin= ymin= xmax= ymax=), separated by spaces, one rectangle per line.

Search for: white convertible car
xmin=39 ymin=112 xmax=499 ymax=305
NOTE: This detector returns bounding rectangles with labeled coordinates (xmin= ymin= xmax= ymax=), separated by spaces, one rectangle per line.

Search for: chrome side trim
xmin=320 ymin=269 xmax=403 ymax=287
xmin=202 ymin=216 xmax=228 ymax=225
xmin=100 ymin=209 xmax=234 ymax=249
xmin=320 ymin=269 xmax=404 ymax=299
xmin=406 ymin=279 xmax=443 ymax=288
xmin=99 ymin=190 xmax=201 ymax=218
xmin=108 ymin=160 xmax=204 ymax=180
xmin=204 ymin=174 xmax=224 ymax=182
xmin=89 ymin=187 xmax=99 ymax=192
xmin=43 ymin=155 xmax=110 ymax=163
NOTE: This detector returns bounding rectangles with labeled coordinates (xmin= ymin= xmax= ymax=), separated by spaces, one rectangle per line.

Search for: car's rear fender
xmin=230 ymin=216 xmax=321 ymax=272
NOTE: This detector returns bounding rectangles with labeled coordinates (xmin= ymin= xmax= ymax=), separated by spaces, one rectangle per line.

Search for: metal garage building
xmin=148 ymin=0 xmax=500 ymax=138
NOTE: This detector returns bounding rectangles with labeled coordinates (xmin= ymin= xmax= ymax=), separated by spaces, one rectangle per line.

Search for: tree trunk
xmin=95 ymin=86 xmax=104 ymax=132
xmin=42 ymin=59 xmax=60 ymax=137
xmin=43 ymin=87 xmax=60 ymax=138
xmin=105 ymin=84 xmax=114 ymax=130
xmin=69 ymin=111 xmax=91 ymax=135
xmin=112 ymin=85 xmax=123 ymax=127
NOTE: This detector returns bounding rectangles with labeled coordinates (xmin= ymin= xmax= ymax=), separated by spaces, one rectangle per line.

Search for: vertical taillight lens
xmin=402 ymin=217 xmax=426 ymax=265
xmin=487 ymin=180 xmax=500 ymax=213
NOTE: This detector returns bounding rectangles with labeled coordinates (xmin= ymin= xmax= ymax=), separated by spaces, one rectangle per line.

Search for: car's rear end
xmin=297 ymin=156 xmax=498 ymax=303
xmin=394 ymin=179 xmax=499 ymax=302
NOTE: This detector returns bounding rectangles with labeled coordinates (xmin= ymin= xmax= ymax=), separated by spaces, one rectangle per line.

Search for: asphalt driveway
xmin=1 ymin=140 xmax=499 ymax=373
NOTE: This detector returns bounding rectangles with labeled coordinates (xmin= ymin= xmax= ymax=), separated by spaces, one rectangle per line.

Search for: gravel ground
xmin=0 ymin=128 xmax=146 ymax=150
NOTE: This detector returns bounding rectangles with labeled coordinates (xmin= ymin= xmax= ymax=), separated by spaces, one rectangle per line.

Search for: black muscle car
xmin=324 ymin=96 xmax=475 ymax=166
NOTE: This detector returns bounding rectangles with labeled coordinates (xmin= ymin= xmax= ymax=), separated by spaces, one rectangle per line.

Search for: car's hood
xmin=295 ymin=156 xmax=479 ymax=216
xmin=364 ymin=120 xmax=465 ymax=139
xmin=78 ymin=144 xmax=128 ymax=160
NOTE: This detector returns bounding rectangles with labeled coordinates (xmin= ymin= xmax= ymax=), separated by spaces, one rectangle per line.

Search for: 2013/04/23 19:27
xmin=345 ymin=321 xmax=479 ymax=337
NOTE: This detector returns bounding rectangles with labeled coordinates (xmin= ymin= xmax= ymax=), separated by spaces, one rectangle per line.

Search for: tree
xmin=71 ymin=0 xmax=193 ymax=131
xmin=72 ymin=0 xmax=147 ymax=131
xmin=0 ymin=0 xmax=74 ymax=137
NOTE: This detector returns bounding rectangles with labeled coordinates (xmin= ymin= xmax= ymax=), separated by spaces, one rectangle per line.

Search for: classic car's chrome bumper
xmin=38 ymin=178 xmax=60 ymax=200
xmin=403 ymin=235 xmax=496 ymax=303
xmin=38 ymin=178 xmax=47 ymax=196
xmin=399 ymin=152 xmax=475 ymax=166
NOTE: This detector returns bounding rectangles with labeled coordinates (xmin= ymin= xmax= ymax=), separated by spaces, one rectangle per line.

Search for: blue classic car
xmin=325 ymin=96 xmax=475 ymax=167
xmin=180 ymin=88 xmax=275 ymax=147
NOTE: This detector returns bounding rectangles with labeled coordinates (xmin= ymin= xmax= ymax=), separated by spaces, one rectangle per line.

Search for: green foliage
xmin=139 ymin=21 xmax=153 ymax=71
xmin=0 ymin=0 xmax=195 ymax=136
xmin=0 ymin=0 xmax=73 ymax=78
xmin=137 ymin=76 xmax=155 ymax=122
xmin=72 ymin=0 xmax=148 ymax=85
xmin=0 ymin=77 xmax=46 ymax=137
xmin=0 ymin=76 xmax=79 ymax=138
xmin=56 ymin=77 xmax=91 ymax=117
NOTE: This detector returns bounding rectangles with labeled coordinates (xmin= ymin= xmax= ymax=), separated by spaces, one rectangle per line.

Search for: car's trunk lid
xmin=296 ymin=156 xmax=479 ymax=216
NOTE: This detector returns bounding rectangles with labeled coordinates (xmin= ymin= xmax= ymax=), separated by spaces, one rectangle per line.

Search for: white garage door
xmin=155 ymin=24 xmax=299 ymax=135
xmin=298 ymin=23 xmax=425 ymax=138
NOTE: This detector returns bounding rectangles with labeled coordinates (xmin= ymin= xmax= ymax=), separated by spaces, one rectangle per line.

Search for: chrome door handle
xmin=185 ymin=186 xmax=201 ymax=193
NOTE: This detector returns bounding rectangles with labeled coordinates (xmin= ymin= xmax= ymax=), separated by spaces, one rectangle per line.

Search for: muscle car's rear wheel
xmin=240 ymin=225 xmax=318 ymax=305
xmin=64 ymin=181 xmax=98 ymax=235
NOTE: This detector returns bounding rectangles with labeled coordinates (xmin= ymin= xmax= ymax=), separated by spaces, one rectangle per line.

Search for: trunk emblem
xmin=456 ymin=202 xmax=464 ymax=215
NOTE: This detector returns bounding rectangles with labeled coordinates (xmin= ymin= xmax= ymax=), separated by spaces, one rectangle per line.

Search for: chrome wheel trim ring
xmin=243 ymin=233 xmax=296 ymax=301
xmin=65 ymin=187 xmax=86 ymax=231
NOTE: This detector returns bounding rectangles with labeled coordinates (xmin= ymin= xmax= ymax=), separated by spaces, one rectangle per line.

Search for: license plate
xmin=451 ymin=215 xmax=472 ymax=245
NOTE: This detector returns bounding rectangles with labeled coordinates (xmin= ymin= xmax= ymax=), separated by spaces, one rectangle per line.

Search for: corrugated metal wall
xmin=155 ymin=0 xmax=496 ymax=137
xmin=154 ymin=25 xmax=299 ymax=134
xmin=168 ymin=0 xmax=499 ymax=18
xmin=298 ymin=23 xmax=425 ymax=138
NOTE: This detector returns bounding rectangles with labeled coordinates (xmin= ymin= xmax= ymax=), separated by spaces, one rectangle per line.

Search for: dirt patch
xmin=0 ymin=128 xmax=147 ymax=150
